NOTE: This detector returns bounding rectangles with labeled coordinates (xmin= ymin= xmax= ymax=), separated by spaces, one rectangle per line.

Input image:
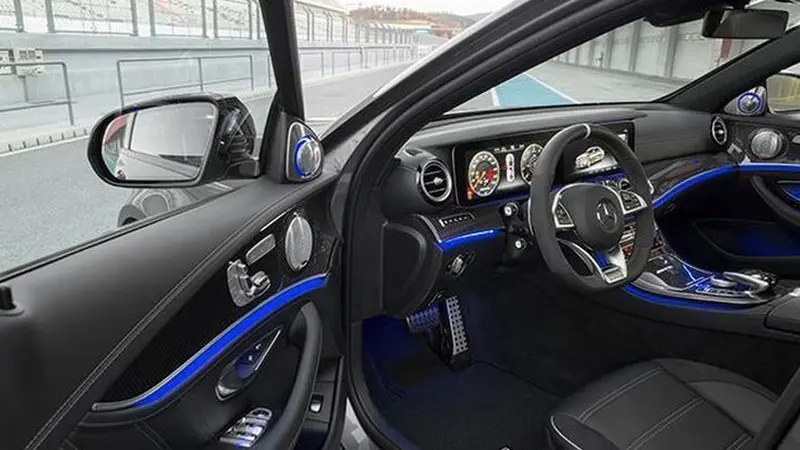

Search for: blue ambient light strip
xmin=652 ymin=163 xmax=800 ymax=209
xmin=129 ymin=274 xmax=328 ymax=409
xmin=622 ymin=284 xmax=742 ymax=311
xmin=438 ymin=229 xmax=503 ymax=251
xmin=652 ymin=165 xmax=736 ymax=208
xmin=779 ymin=183 xmax=800 ymax=203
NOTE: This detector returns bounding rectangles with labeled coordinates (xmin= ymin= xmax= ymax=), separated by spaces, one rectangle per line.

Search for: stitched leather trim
xmin=550 ymin=416 xmax=584 ymax=450
xmin=579 ymin=369 xmax=662 ymax=422
xmin=627 ymin=397 xmax=702 ymax=450
xmin=725 ymin=434 xmax=751 ymax=450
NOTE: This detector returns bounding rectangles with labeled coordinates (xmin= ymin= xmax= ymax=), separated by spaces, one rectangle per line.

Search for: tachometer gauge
xmin=520 ymin=143 xmax=543 ymax=184
xmin=467 ymin=151 xmax=500 ymax=197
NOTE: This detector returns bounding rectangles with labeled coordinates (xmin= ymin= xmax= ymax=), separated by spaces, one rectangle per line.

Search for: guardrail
xmin=0 ymin=61 xmax=75 ymax=125
xmin=0 ymin=45 xmax=416 ymax=139
xmin=116 ymin=54 xmax=256 ymax=107
xmin=299 ymin=45 xmax=414 ymax=78
xmin=115 ymin=45 xmax=415 ymax=107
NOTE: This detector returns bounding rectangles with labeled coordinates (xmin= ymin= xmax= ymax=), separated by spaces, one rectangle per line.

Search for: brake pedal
xmin=406 ymin=303 xmax=441 ymax=333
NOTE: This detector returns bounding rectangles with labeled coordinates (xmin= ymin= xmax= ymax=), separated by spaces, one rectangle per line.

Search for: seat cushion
xmin=547 ymin=359 xmax=778 ymax=450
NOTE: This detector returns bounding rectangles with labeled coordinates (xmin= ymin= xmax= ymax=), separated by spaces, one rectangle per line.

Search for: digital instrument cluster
xmin=453 ymin=122 xmax=634 ymax=205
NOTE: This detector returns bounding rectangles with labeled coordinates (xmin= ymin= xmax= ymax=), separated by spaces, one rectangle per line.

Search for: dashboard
xmin=452 ymin=122 xmax=634 ymax=205
xmin=379 ymin=103 xmax=800 ymax=317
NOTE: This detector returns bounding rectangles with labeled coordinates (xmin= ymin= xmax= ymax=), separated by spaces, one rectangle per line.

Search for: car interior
xmin=7 ymin=0 xmax=800 ymax=449
xmin=347 ymin=5 xmax=800 ymax=450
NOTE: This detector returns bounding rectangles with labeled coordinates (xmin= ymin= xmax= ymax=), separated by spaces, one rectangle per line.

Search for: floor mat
xmin=363 ymin=316 xmax=559 ymax=450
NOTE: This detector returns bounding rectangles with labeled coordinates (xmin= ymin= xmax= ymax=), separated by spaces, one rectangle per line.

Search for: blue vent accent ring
xmin=97 ymin=274 xmax=328 ymax=411
xmin=293 ymin=135 xmax=313 ymax=177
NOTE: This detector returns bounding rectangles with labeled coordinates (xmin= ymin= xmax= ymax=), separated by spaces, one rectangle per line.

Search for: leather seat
xmin=547 ymin=359 xmax=798 ymax=450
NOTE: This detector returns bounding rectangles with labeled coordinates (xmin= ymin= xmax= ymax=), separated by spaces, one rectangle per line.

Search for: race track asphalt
xmin=0 ymin=62 xmax=682 ymax=273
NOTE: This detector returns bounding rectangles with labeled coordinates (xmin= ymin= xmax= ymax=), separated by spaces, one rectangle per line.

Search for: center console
xmin=628 ymin=226 xmax=781 ymax=306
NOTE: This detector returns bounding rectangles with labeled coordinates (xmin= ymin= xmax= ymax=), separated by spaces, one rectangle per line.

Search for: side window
xmin=767 ymin=63 xmax=800 ymax=113
xmin=0 ymin=1 xmax=421 ymax=275
xmin=0 ymin=0 xmax=270 ymax=274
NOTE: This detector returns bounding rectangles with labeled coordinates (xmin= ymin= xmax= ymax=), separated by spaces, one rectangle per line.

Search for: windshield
xmin=449 ymin=4 xmax=800 ymax=112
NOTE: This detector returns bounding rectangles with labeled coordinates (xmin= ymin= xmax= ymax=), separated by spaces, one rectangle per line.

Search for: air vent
xmin=711 ymin=117 xmax=728 ymax=146
xmin=419 ymin=160 xmax=452 ymax=204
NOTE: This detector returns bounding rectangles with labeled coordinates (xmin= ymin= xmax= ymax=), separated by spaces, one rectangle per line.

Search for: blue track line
xmin=493 ymin=73 xmax=574 ymax=107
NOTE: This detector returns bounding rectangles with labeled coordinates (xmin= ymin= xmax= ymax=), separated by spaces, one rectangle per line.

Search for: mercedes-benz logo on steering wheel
xmin=595 ymin=199 xmax=618 ymax=231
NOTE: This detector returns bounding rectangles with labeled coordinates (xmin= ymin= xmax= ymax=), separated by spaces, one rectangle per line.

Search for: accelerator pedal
xmin=435 ymin=296 xmax=470 ymax=369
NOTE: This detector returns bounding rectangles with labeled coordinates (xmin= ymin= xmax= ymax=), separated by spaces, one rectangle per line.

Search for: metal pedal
xmin=405 ymin=303 xmax=441 ymax=333
xmin=434 ymin=296 xmax=470 ymax=369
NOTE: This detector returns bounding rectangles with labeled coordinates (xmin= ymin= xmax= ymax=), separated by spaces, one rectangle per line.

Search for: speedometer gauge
xmin=520 ymin=143 xmax=543 ymax=184
xmin=467 ymin=151 xmax=500 ymax=197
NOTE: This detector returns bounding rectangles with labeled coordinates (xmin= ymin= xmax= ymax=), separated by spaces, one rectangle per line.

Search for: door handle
xmin=216 ymin=329 xmax=282 ymax=401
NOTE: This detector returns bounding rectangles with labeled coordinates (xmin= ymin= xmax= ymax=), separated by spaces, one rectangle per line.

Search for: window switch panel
xmin=219 ymin=408 xmax=273 ymax=448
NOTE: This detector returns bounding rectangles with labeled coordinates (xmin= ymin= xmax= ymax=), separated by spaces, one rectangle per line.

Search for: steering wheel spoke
xmin=558 ymin=239 xmax=628 ymax=285
xmin=553 ymin=201 xmax=575 ymax=230
xmin=618 ymin=189 xmax=648 ymax=217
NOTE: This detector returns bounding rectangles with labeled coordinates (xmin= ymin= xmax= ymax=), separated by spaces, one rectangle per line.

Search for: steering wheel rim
xmin=528 ymin=123 xmax=655 ymax=292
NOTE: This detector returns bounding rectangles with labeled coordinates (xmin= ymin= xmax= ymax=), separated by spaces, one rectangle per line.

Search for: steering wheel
xmin=528 ymin=123 xmax=655 ymax=292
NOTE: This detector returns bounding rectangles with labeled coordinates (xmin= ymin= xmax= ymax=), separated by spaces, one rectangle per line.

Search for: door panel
xmin=0 ymin=172 xmax=342 ymax=449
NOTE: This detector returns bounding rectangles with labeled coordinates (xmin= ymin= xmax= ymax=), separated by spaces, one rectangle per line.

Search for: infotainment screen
xmin=453 ymin=122 xmax=634 ymax=206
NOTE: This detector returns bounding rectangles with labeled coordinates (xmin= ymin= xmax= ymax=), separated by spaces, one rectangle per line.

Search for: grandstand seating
xmin=0 ymin=0 xmax=16 ymax=15
xmin=0 ymin=0 xmax=413 ymax=44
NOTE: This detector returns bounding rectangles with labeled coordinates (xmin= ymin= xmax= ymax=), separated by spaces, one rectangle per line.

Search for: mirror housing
xmin=87 ymin=94 xmax=258 ymax=188
xmin=702 ymin=8 xmax=788 ymax=39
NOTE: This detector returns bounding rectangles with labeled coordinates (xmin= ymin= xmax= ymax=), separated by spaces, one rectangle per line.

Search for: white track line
xmin=489 ymin=88 xmax=500 ymax=107
xmin=523 ymin=72 xmax=578 ymax=103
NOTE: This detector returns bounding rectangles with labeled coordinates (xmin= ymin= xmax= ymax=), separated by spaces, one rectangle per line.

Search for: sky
xmin=343 ymin=0 xmax=514 ymax=16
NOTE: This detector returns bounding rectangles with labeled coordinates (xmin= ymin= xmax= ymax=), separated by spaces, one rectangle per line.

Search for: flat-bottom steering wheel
xmin=528 ymin=123 xmax=655 ymax=292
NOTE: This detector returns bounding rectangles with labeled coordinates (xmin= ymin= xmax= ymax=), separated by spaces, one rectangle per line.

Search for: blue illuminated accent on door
xmin=779 ymin=183 xmax=800 ymax=203
xmin=127 ymin=274 xmax=328 ymax=409
xmin=438 ymin=229 xmax=503 ymax=251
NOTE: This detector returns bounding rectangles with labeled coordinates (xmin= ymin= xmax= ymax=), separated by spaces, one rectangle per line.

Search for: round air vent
xmin=711 ymin=117 xmax=728 ymax=146
xmin=751 ymin=128 xmax=784 ymax=160
xmin=419 ymin=160 xmax=452 ymax=204
xmin=284 ymin=214 xmax=313 ymax=272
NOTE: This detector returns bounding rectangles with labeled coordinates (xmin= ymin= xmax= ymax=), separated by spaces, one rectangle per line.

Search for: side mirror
xmin=767 ymin=73 xmax=800 ymax=113
xmin=88 ymin=94 xmax=258 ymax=188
